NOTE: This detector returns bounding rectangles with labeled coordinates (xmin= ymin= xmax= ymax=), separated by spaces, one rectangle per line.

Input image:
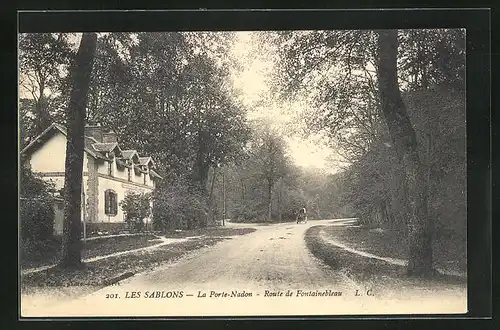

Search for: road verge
xmin=304 ymin=225 xmax=466 ymax=295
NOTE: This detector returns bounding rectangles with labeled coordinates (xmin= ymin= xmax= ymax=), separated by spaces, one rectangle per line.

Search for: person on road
xmin=297 ymin=206 xmax=307 ymax=223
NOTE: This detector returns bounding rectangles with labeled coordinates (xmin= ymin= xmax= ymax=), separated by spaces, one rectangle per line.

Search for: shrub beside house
xmin=19 ymin=166 xmax=56 ymax=259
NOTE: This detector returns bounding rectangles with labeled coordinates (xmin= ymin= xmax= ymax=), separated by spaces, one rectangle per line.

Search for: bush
xmin=231 ymin=202 xmax=267 ymax=223
xmin=152 ymin=177 xmax=209 ymax=231
xmin=20 ymin=166 xmax=55 ymax=259
xmin=120 ymin=192 xmax=152 ymax=232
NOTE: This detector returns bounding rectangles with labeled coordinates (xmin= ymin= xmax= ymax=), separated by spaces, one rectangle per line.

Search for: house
xmin=20 ymin=123 xmax=163 ymax=234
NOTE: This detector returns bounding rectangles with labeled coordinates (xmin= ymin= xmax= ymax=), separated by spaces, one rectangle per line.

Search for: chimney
xmin=102 ymin=130 xmax=118 ymax=143
xmin=85 ymin=124 xmax=103 ymax=142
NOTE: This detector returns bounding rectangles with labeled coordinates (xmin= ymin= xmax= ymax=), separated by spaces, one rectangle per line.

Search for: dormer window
xmin=128 ymin=168 xmax=131 ymax=181
xmin=108 ymin=161 xmax=113 ymax=176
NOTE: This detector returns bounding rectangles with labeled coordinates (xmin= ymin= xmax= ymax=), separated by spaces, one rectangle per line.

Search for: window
xmin=104 ymin=190 xmax=118 ymax=216
xmin=108 ymin=161 xmax=113 ymax=176
xmin=127 ymin=168 xmax=131 ymax=181
xmin=143 ymin=173 xmax=147 ymax=185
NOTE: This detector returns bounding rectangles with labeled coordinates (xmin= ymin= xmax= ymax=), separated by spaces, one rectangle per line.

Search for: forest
xmin=19 ymin=30 xmax=466 ymax=275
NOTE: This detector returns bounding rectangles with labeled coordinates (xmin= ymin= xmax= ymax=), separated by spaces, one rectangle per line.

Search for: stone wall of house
xmin=86 ymin=155 xmax=99 ymax=223
xmin=96 ymin=157 xmax=154 ymax=188
xmin=113 ymin=162 xmax=130 ymax=182
xmin=133 ymin=166 xmax=145 ymax=185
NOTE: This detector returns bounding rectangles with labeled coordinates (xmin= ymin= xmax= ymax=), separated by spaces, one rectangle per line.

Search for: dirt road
xmin=135 ymin=219 xmax=356 ymax=290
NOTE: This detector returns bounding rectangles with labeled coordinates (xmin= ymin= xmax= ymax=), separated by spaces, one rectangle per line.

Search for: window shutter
xmin=109 ymin=192 xmax=113 ymax=214
xmin=112 ymin=193 xmax=117 ymax=215
xmin=104 ymin=191 xmax=109 ymax=215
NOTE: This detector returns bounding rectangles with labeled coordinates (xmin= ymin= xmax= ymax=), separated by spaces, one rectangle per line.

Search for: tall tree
xmin=85 ymin=32 xmax=250 ymax=186
xmin=262 ymin=29 xmax=460 ymax=277
xmin=19 ymin=33 xmax=75 ymax=136
xmin=376 ymin=30 xmax=432 ymax=276
xmin=250 ymin=125 xmax=290 ymax=220
xmin=59 ymin=33 xmax=98 ymax=268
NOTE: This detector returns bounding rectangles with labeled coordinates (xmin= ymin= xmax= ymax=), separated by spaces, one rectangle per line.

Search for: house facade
xmin=20 ymin=123 xmax=163 ymax=234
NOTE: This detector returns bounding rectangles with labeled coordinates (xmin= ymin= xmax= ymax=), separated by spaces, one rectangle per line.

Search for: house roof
xmin=138 ymin=156 xmax=150 ymax=165
xmin=21 ymin=122 xmax=163 ymax=180
xmin=92 ymin=142 xmax=121 ymax=154
xmin=149 ymin=169 xmax=163 ymax=179
xmin=20 ymin=123 xmax=107 ymax=160
xmin=121 ymin=150 xmax=140 ymax=161
xmin=138 ymin=156 xmax=156 ymax=168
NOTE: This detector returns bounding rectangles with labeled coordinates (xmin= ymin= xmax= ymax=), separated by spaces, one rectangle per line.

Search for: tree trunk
xmin=241 ymin=179 xmax=245 ymax=200
xmin=192 ymin=133 xmax=209 ymax=192
xmin=59 ymin=33 xmax=97 ymax=269
xmin=382 ymin=199 xmax=392 ymax=226
xmin=267 ymin=179 xmax=273 ymax=221
xmin=222 ymin=170 xmax=226 ymax=226
xmin=191 ymin=160 xmax=209 ymax=192
xmin=34 ymin=79 xmax=52 ymax=135
xmin=277 ymin=178 xmax=283 ymax=221
xmin=427 ymin=132 xmax=432 ymax=199
xmin=377 ymin=30 xmax=433 ymax=277
xmin=207 ymin=167 xmax=218 ymax=225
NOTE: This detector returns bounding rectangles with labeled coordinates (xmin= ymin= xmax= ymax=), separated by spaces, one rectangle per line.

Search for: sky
xmin=230 ymin=32 xmax=339 ymax=174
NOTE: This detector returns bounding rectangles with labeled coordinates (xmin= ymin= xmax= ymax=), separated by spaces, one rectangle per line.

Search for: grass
xmin=21 ymin=234 xmax=160 ymax=270
xmin=82 ymin=234 xmax=160 ymax=259
xmin=324 ymin=225 xmax=467 ymax=273
xmin=304 ymin=225 xmax=466 ymax=294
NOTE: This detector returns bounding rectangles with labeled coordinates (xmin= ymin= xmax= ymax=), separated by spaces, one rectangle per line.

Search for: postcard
xmin=19 ymin=24 xmax=468 ymax=318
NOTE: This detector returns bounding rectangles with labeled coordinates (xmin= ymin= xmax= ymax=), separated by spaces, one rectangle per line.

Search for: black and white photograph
xmin=18 ymin=22 xmax=470 ymax=317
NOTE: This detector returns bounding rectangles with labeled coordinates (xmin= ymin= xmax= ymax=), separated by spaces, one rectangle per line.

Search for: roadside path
xmin=318 ymin=228 xmax=467 ymax=278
